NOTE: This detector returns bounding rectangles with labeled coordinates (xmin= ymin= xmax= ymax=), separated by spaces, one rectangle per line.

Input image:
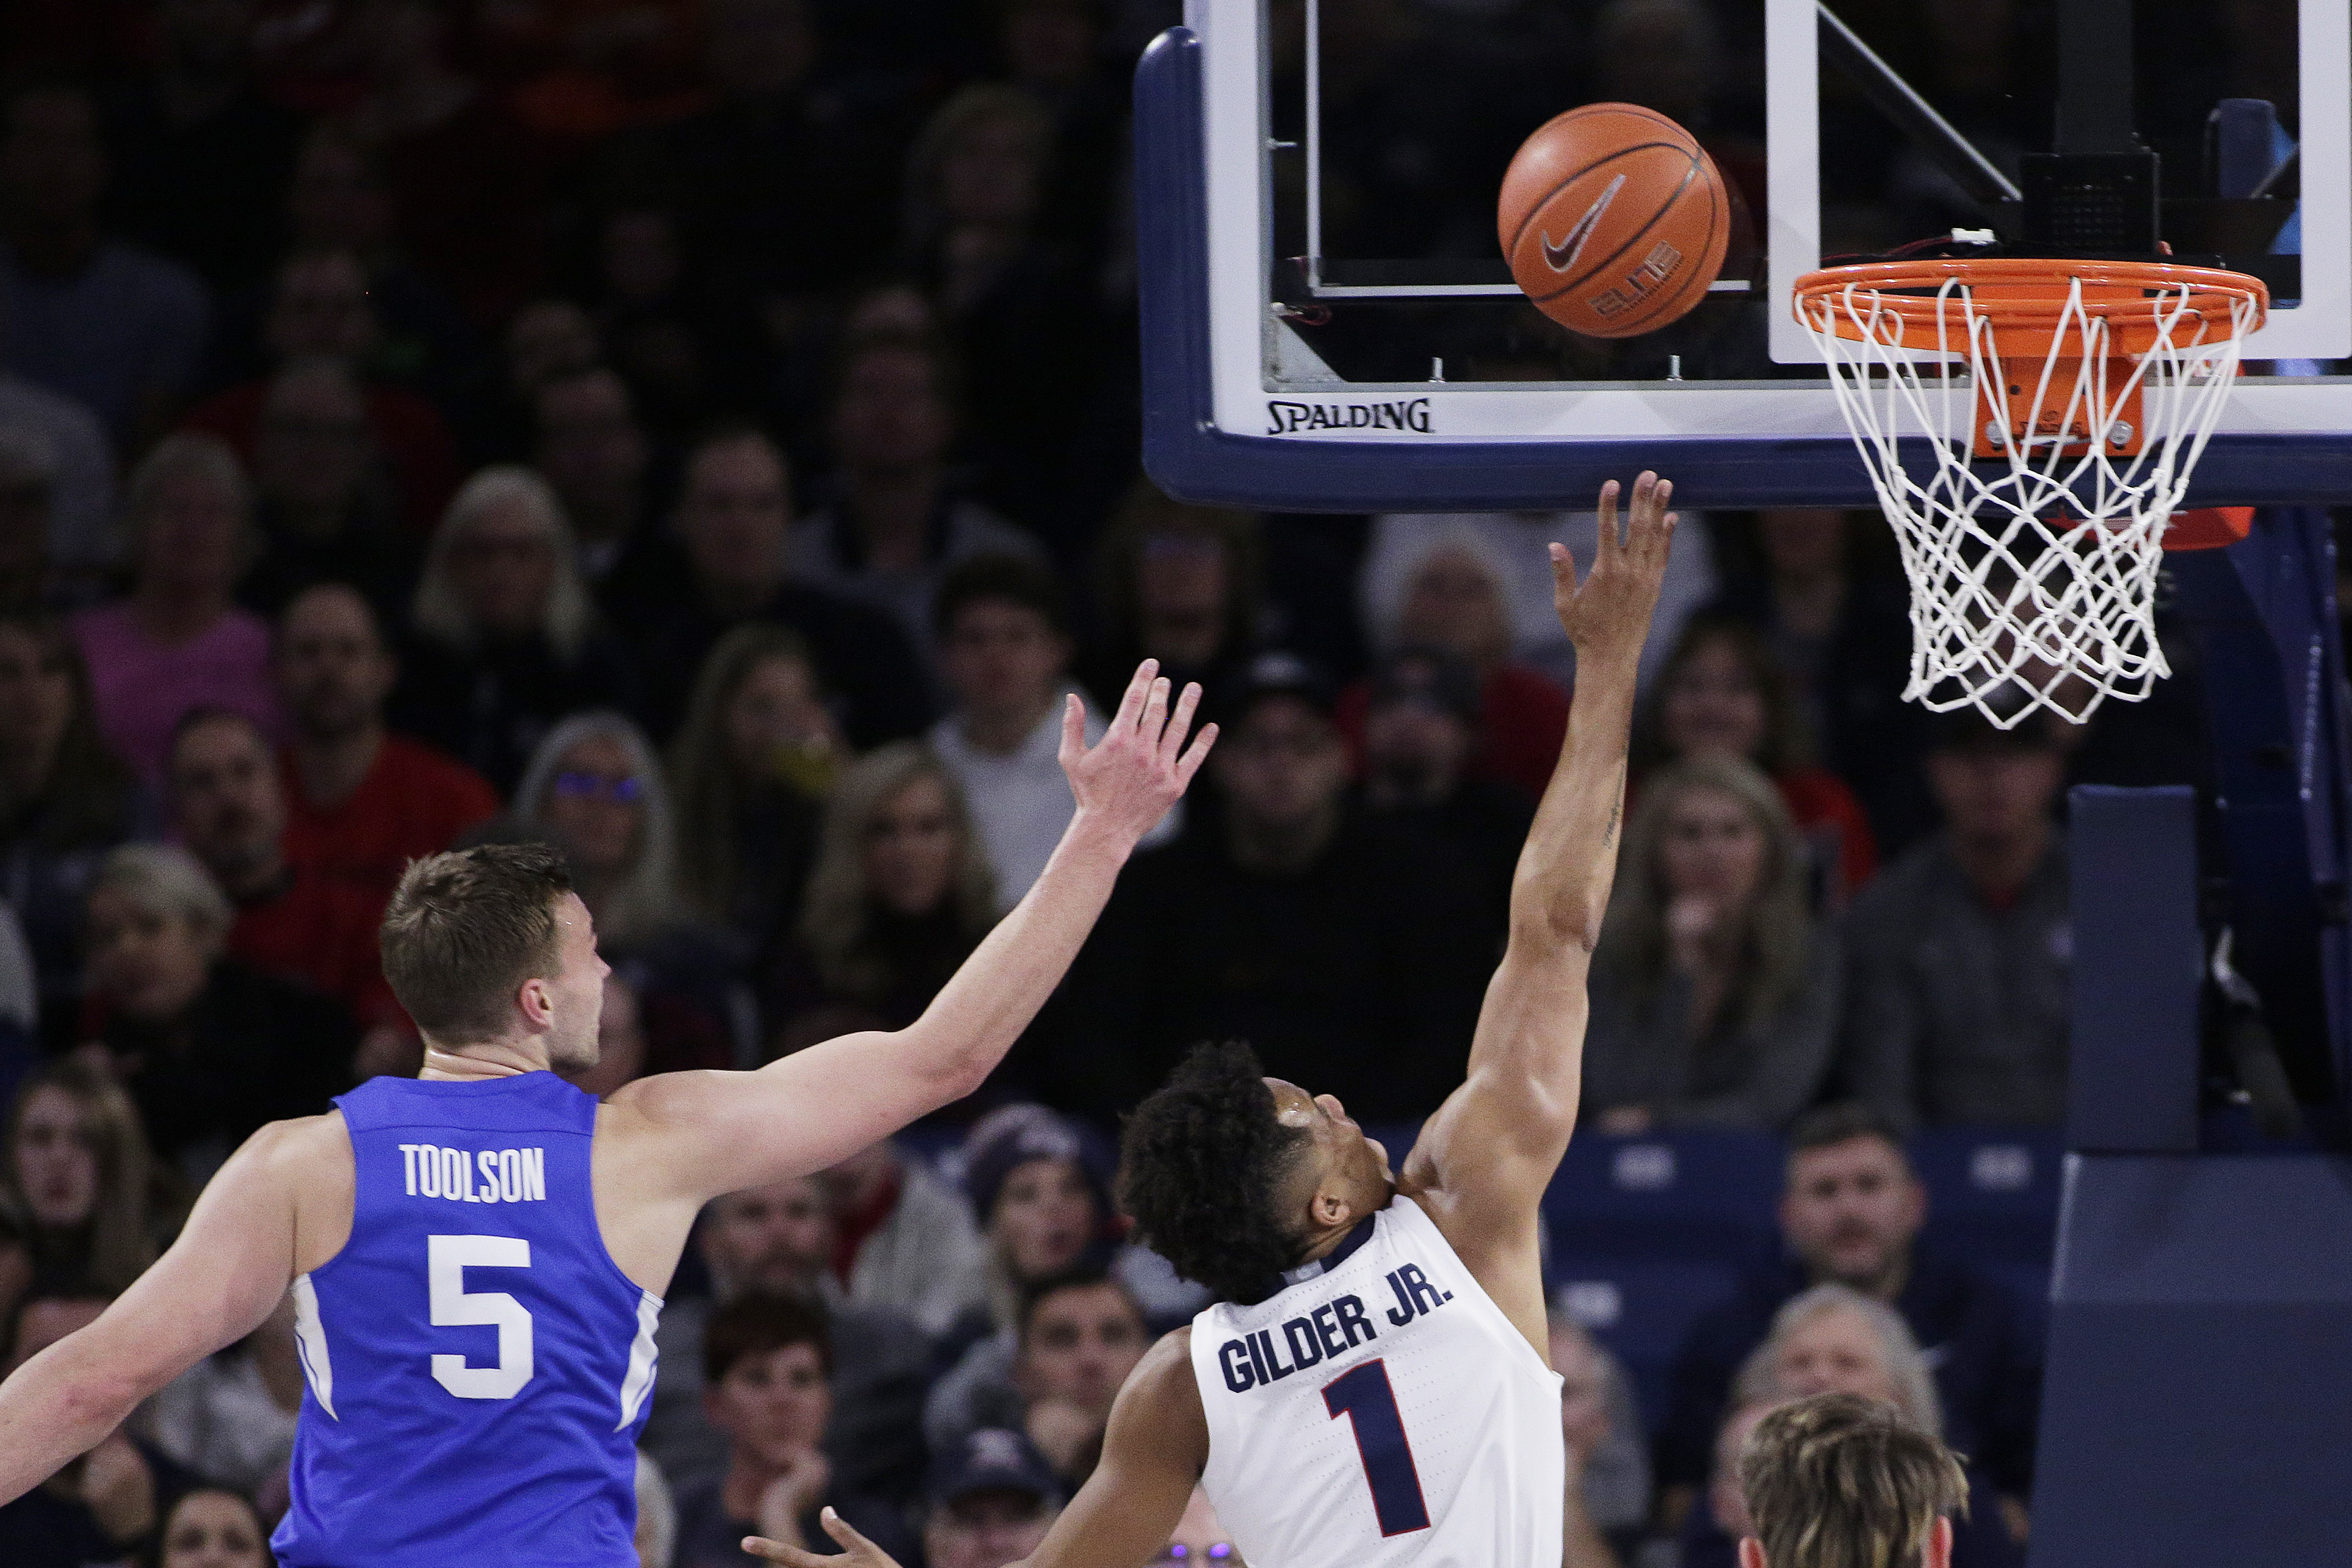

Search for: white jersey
xmin=1187 ymin=1194 xmax=1564 ymax=1568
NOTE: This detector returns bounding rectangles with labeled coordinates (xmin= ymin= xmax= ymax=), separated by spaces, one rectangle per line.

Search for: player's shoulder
xmin=241 ymin=1108 xmax=352 ymax=1168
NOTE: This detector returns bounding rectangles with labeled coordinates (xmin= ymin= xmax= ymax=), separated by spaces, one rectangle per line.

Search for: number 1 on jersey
xmin=1322 ymin=1359 xmax=1430 ymax=1536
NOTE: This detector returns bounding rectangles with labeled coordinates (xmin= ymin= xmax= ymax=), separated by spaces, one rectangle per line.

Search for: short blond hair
xmin=1738 ymin=1393 xmax=1968 ymax=1568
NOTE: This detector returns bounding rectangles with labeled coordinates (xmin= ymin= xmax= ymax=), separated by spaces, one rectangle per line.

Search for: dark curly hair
xmin=1116 ymin=1042 xmax=1313 ymax=1306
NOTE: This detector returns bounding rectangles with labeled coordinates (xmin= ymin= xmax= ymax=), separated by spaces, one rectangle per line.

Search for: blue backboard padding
xmin=2066 ymin=787 xmax=2202 ymax=1154
xmin=2032 ymin=1153 xmax=2352 ymax=1565
xmin=1134 ymin=28 xmax=2352 ymax=510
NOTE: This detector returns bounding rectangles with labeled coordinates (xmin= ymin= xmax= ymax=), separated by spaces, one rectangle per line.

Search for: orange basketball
xmin=1497 ymin=103 xmax=1730 ymax=339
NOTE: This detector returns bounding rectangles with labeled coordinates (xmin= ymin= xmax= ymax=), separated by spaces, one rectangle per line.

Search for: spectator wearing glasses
xmin=391 ymin=466 xmax=637 ymax=796
xmin=514 ymin=710 xmax=751 ymax=1069
xmin=919 ymin=1428 xmax=1065 ymax=1568
xmin=70 ymin=434 xmax=281 ymax=790
xmin=272 ymin=582 xmax=500 ymax=905
xmin=513 ymin=710 xmax=681 ymax=948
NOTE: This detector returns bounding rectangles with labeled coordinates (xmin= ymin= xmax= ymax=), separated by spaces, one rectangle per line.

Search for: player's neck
xmin=1295 ymin=1183 xmax=1396 ymax=1265
xmin=418 ymin=1038 xmax=552 ymax=1080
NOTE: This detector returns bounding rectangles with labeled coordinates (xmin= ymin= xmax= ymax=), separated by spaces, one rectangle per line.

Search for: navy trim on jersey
xmin=1259 ymin=1213 xmax=1380 ymax=1302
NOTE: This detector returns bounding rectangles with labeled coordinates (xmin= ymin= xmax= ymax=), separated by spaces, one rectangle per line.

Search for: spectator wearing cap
xmin=921 ymin=1428 xmax=1065 ymax=1568
xmin=165 ymin=708 xmax=405 ymax=1044
xmin=1049 ymin=652 xmax=1494 ymax=1119
xmin=1355 ymin=644 xmax=1534 ymax=940
xmin=0 ymin=83 xmax=209 ymax=449
xmin=926 ymin=1265 xmax=1152 ymax=1490
xmin=668 ymin=1290 xmax=920 ymax=1568
xmin=1657 ymin=1105 xmax=2042 ymax=1537
xmin=1839 ymin=710 xmax=2071 ymax=1128
xmin=71 ymin=434 xmax=283 ymax=789
xmin=272 ymin=583 xmax=501 ymax=906
xmin=932 ymin=554 xmax=1178 ymax=914
xmin=957 ymin=1104 xmax=1204 ymax=1339
xmin=641 ymin=1176 xmax=936 ymax=1505
xmin=785 ymin=330 xmax=1047 ymax=669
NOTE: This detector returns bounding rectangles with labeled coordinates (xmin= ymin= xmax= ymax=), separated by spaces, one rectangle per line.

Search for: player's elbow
xmin=1508 ymin=892 xmax=1607 ymax=956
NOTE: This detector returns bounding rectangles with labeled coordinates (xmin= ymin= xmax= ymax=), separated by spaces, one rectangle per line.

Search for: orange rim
xmin=1793 ymin=257 xmax=2268 ymax=355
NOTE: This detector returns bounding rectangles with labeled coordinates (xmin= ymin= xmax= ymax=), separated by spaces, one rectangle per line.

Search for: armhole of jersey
xmin=1386 ymin=1195 xmax=1558 ymax=1386
xmin=581 ymin=1105 xmax=670 ymax=1307
xmin=297 ymin=1108 xmax=360 ymax=1284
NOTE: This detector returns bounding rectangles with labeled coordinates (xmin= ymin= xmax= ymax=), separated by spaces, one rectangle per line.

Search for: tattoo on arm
xmin=1601 ymin=798 xmax=1621 ymax=851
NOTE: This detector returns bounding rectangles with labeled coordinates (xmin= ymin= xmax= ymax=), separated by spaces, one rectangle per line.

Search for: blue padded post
xmin=2066 ymin=786 xmax=2199 ymax=1153
xmin=2030 ymin=1154 xmax=2352 ymax=1565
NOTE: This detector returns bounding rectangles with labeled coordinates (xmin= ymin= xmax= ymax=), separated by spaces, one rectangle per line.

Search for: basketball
xmin=1497 ymin=102 xmax=1731 ymax=339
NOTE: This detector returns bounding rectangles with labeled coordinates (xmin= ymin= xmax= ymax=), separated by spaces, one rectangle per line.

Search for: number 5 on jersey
xmin=429 ymin=1235 xmax=534 ymax=1399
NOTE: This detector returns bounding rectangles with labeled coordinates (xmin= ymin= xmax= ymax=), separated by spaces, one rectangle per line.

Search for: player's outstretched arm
xmin=743 ymin=1330 xmax=1207 ymax=1568
xmin=620 ymin=662 xmax=1216 ymax=1204
xmin=0 ymin=1116 xmax=324 ymax=1505
xmin=1405 ymin=475 xmax=1673 ymax=1299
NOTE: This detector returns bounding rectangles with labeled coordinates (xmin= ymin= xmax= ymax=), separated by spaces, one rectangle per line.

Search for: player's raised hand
xmin=1551 ymin=471 xmax=1676 ymax=663
xmin=744 ymin=1505 xmax=906 ymax=1568
xmin=1058 ymin=658 xmax=1217 ymax=847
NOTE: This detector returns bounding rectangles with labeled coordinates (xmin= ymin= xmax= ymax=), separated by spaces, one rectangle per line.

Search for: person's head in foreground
xmin=922 ymin=1426 xmax=1064 ymax=1568
xmin=378 ymin=841 xmax=608 ymax=1070
xmin=1735 ymin=1392 xmax=1967 ymax=1568
xmin=149 ymin=1485 xmax=272 ymax=1568
xmin=1116 ymin=1041 xmax=1391 ymax=1304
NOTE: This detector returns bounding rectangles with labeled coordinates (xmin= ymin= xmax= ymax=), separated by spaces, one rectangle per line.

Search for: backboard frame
xmin=1137 ymin=2 xmax=2352 ymax=512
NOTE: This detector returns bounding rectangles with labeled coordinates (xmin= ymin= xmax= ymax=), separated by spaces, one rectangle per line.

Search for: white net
xmin=1797 ymin=267 xmax=2262 ymax=726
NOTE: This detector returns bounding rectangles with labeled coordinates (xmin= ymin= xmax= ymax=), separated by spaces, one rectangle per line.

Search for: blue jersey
xmin=273 ymin=1073 xmax=661 ymax=1567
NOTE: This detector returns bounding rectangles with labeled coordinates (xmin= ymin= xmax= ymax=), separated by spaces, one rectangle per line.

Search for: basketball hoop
xmin=1792 ymin=256 xmax=2267 ymax=726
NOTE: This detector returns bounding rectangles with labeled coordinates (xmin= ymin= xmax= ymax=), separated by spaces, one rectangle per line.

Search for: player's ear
xmin=1923 ymin=1515 xmax=1954 ymax=1568
xmin=1736 ymin=1536 xmax=1768 ymax=1568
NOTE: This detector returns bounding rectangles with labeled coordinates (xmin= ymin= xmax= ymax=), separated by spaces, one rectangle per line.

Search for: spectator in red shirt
xmin=164 ymin=705 xmax=403 ymax=1041
xmin=270 ymin=581 xmax=499 ymax=904
xmin=1637 ymin=615 xmax=1880 ymax=906
xmin=1337 ymin=540 xmax=1568 ymax=801
xmin=181 ymin=249 xmax=461 ymax=537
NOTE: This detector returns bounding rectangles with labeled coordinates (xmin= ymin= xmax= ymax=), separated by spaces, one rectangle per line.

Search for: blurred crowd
xmin=0 ymin=0 xmax=2299 ymax=1564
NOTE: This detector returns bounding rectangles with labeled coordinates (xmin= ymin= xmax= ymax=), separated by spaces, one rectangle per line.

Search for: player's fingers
xmin=819 ymin=1507 xmax=889 ymax=1559
xmin=1158 ymin=682 xmax=1203 ymax=767
xmin=1110 ymin=659 xmax=1159 ymax=738
xmin=1628 ymin=471 xmax=1659 ymax=541
xmin=1594 ymin=478 xmax=1620 ymax=552
xmin=1174 ymin=721 xmax=1221 ymax=788
xmin=738 ymin=1538 xmax=838 ymax=1567
xmin=1138 ymin=674 xmax=1171 ymax=748
xmin=1549 ymin=540 xmax=1579 ymax=593
xmin=1057 ymin=692 xmax=1085 ymax=765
